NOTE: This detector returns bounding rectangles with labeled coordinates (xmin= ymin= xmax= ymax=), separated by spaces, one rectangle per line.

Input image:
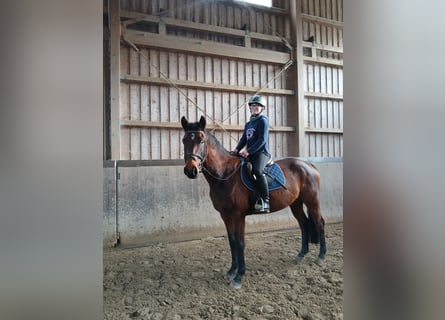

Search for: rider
xmin=232 ymin=95 xmax=271 ymax=213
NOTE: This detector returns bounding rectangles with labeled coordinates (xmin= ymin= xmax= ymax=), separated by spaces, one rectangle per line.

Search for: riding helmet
xmin=248 ymin=95 xmax=266 ymax=108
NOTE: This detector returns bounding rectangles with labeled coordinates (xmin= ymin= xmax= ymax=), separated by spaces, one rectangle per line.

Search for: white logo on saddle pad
xmin=246 ymin=128 xmax=255 ymax=140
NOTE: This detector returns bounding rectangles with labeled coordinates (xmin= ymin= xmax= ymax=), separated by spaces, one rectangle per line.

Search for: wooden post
xmin=289 ymin=0 xmax=305 ymax=156
xmin=244 ymin=30 xmax=251 ymax=48
xmin=110 ymin=0 xmax=121 ymax=159
xmin=159 ymin=16 xmax=166 ymax=35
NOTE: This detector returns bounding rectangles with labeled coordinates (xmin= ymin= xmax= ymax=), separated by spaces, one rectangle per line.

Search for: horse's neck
xmin=204 ymin=143 xmax=239 ymax=179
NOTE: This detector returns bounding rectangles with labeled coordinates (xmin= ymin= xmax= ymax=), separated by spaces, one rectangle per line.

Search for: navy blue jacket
xmin=236 ymin=114 xmax=271 ymax=156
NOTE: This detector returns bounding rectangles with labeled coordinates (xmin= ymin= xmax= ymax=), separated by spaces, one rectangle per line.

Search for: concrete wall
xmin=103 ymin=159 xmax=343 ymax=247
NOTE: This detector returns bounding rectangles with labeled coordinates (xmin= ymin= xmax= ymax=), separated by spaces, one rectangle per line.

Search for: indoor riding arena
xmin=103 ymin=0 xmax=343 ymax=319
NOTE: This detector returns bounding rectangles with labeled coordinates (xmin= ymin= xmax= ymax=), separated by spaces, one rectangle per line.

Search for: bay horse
xmin=181 ymin=116 xmax=326 ymax=289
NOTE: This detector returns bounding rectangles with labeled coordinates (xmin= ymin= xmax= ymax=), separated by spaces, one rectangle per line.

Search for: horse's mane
xmin=205 ymin=129 xmax=231 ymax=155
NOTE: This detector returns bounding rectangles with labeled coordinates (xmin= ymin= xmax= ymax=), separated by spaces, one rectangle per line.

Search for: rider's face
xmin=249 ymin=104 xmax=262 ymax=116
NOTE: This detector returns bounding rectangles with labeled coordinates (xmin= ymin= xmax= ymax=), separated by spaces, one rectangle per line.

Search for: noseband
xmin=183 ymin=130 xmax=207 ymax=171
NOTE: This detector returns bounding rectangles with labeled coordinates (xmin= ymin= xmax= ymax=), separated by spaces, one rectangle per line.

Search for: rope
xmin=122 ymin=34 xmax=233 ymax=134
xmin=218 ymin=58 xmax=293 ymax=133
xmin=121 ymin=4 xmax=295 ymax=143
xmin=122 ymin=35 xmax=211 ymax=120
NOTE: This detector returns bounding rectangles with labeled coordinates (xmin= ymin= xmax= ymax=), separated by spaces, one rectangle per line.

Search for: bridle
xmin=183 ymin=130 xmax=241 ymax=180
xmin=183 ymin=130 xmax=208 ymax=171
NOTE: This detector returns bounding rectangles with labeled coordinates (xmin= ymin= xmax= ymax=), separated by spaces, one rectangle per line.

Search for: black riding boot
xmin=255 ymin=174 xmax=270 ymax=213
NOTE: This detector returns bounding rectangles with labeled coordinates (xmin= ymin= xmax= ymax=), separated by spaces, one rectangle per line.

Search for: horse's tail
xmin=307 ymin=216 xmax=320 ymax=244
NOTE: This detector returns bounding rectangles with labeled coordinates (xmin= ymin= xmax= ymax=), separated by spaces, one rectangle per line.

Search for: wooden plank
xmin=307 ymin=98 xmax=315 ymax=131
xmin=304 ymin=91 xmax=343 ymax=101
xmin=169 ymin=51 xmax=179 ymax=123
xmin=290 ymin=0 xmax=305 ymax=156
xmin=332 ymin=67 xmax=339 ymax=95
xmin=307 ymin=63 xmax=314 ymax=92
xmin=109 ymin=0 xmax=121 ymax=160
xmin=222 ymin=91 xmax=230 ymax=124
xmin=121 ymin=74 xmax=295 ymax=95
xmin=332 ymin=100 xmax=339 ymax=130
xmin=314 ymin=64 xmax=320 ymax=94
xmin=214 ymin=91 xmax=222 ymax=122
xmin=259 ymin=63 xmax=267 ymax=90
xmin=120 ymin=119 xmax=295 ymax=132
xmin=196 ymin=55 xmax=204 ymax=82
xmin=221 ymin=59 xmax=229 ymax=86
xmin=339 ymin=100 xmax=343 ymax=131
xmin=129 ymin=43 xmax=141 ymax=159
xmin=130 ymin=127 xmax=140 ymax=159
xmin=321 ymin=133 xmax=329 ymax=157
xmin=301 ymin=13 xmax=344 ymax=28
xmin=326 ymin=65 xmax=333 ymax=94
xmin=140 ymin=78 xmax=149 ymax=159
xmin=195 ymin=88 xmax=205 ymax=120
xmin=314 ymin=0 xmax=321 ymax=54
xmin=228 ymin=92 xmax=237 ymax=126
xmin=121 ymin=11 xmax=282 ymax=43
xmin=320 ymin=65 xmax=327 ymax=94
xmin=245 ymin=62 xmax=253 ymax=87
xmin=303 ymin=56 xmax=343 ymax=67
xmin=252 ymin=62 xmax=259 ymax=88
xmin=140 ymin=48 xmax=149 ymax=76
xmin=321 ymin=99 xmax=328 ymax=130
xmin=302 ymin=40 xmax=343 ymax=54
xmin=304 ymin=127 xmax=343 ymax=134
xmin=204 ymin=56 xmax=213 ymax=118
xmin=214 ymin=57 xmax=222 ymax=85
xmin=123 ymin=30 xmax=291 ymax=64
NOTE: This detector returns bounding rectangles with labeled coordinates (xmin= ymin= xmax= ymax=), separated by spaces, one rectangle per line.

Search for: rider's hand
xmin=239 ymin=149 xmax=249 ymax=158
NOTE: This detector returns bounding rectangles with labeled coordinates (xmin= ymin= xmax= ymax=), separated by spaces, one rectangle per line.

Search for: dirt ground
xmin=103 ymin=222 xmax=343 ymax=320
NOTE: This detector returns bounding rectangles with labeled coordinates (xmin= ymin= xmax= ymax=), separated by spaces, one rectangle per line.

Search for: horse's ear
xmin=181 ymin=116 xmax=188 ymax=129
xmin=199 ymin=116 xmax=206 ymax=130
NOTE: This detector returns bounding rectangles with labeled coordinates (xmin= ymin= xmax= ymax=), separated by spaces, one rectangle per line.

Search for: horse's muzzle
xmin=184 ymin=165 xmax=199 ymax=179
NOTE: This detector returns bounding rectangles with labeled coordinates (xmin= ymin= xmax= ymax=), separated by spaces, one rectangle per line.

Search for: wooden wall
xmin=104 ymin=0 xmax=343 ymax=160
xmin=301 ymin=0 xmax=343 ymax=157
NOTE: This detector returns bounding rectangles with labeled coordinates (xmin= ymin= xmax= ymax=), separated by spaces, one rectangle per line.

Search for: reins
xmin=201 ymin=160 xmax=242 ymax=181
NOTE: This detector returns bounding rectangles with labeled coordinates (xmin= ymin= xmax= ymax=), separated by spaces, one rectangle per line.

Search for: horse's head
xmin=181 ymin=115 xmax=207 ymax=179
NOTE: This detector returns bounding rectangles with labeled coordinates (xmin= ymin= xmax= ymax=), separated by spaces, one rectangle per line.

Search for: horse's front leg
xmin=221 ymin=214 xmax=246 ymax=289
xmin=230 ymin=217 xmax=246 ymax=289
xmin=224 ymin=230 xmax=238 ymax=281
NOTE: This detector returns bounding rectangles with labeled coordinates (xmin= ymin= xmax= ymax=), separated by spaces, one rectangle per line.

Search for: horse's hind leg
xmin=306 ymin=200 xmax=327 ymax=265
xmin=290 ymin=199 xmax=310 ymax=263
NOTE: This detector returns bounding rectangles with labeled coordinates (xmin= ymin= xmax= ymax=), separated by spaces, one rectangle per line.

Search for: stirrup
xmin=254 ymin=198 xmax=270 ymax=213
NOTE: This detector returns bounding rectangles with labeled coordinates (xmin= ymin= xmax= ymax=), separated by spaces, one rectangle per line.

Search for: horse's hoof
xmin=230 ymin=280 xmax=242 ymax=289
xmin=224 ymin=272 xmax=236 ymax=281
xmin=316 ymin=257 xmax=325 ymax=266
xmin=295 ymin=255 xmax=304 ymax=263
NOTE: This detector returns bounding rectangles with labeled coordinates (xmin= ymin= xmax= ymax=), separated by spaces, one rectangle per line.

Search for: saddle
xmin=240 ymin=158 xmax=286 ymax=192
